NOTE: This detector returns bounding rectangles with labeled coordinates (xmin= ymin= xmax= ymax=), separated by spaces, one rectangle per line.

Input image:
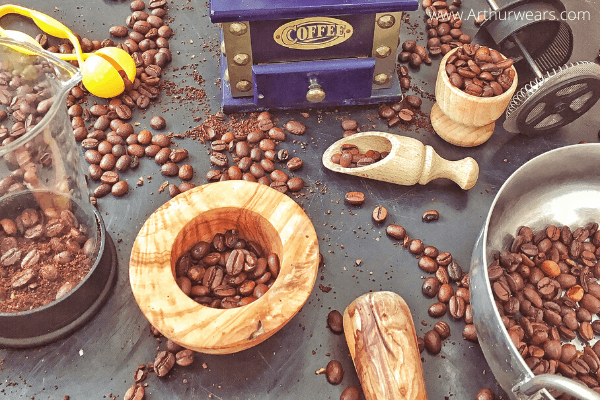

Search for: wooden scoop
xmin=322 ymin=132 xmax=479 ymax=190
xmin=344 ymin=291 xmax=427 ymax=400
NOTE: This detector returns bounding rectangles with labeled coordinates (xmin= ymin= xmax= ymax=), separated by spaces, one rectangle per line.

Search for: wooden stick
xmin=344 ymin=292 xmax=427 ymax=400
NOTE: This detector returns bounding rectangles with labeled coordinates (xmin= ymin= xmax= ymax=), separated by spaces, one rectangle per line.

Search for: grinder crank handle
xmin=343 ymin=291 xmax=427 ymax=400
xmin=418 ymin=145 xmax=479 ymax=190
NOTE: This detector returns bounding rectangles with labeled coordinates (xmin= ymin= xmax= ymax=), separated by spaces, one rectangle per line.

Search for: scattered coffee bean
xmin=327 ymin=310 xmax=344 ymax=333
xmin=284 ymin=120 xmax=306 ymax=135
xmin=422 ymin=210 xmax=440 ymax=222
xmin=423 ymin=330 xmax=442 ymax=354
xmin=325 ymin=360 xmax=344 ymax=384
xmin=340 ymin=385 xmax=361 ymax=400
xmin=476 ymin=388 xmax=495 ymax=400
xmin=345 ymin=192 xmax=365 ymax=206
xmin=150 ymin=115 xmax=166 ymax=129
xmin=372 ymin=206 xmax=387 ymax=223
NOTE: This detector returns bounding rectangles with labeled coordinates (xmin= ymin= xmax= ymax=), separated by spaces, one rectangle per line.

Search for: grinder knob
xmin=306 ymin=77 xmax=326 ymax=103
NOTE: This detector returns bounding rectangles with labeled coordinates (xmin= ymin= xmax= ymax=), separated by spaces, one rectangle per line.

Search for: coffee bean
xmin=447 ymin=261 xmax=463 ymax=281
xmin=372 ymin=206 xmax=387 ymax=222
xmin=101 ymin=171 xmax=120 ymax=185
xmin=154 ymin=351 xmax=175 ymax=377
xmin=402 ymin=40 xmax=416 ymax=52
xmin=428 ymin=302 xmax=447 ymax=318
xmin=287 ymin=177 xmax=304 ymax=192
xmin=150 ymin=115 xmax=166 ymax=129
xmin=99 ymin=154 xmax=117 ymax=171
xmin=475 ymin=388 xmax=495 ymax=400
xmin=409 ymin=239 xmax=424 ymax=254
xmin=424 ymin=330 xmax=442 ymax=353
xmin=124 ymin=384 xmax=145 ymax=400
xmin=438 ymin=283 xmax=454 ymax=303
xmin=112 ymin=181 xmax=129 ymax=197
xmin=325 ymin=360 xmax=344 ymax=384
xmin=168 ymin=184 xmax=180 ymax=198
xmin=341 ymin=119 xmax=358 ymax=131
xmin=345 ymin=192 xmax=365 ymax=205
xmin=85 ymin=150 xmax=102 ymax=164
xmin=434 ymin=321 xmax=451 ymax=339
xmin=422 ymin=209 xmax=439 ymax=222
xmin=463 ymin=324 xmax=477 ymax=341
xmin=385 ymin=225 xmax=406 ymax=240
xmin=175 ymin=349 xmax=194 ymax=367
xmin=151 ymin=133 xmax=170 ymax=147
xmin=267 ymin=127 xmax=286 ymax=141
xmin=178 ymin=164 xmax=193 ymax=181
xmin=405 ymin=95 xmax=422 ymax=108
xmin=422 ymin=277 xmax=440 ymax=297
xmin=161 ymin=162 xmax=179 ymax=176
xmin=449 ymin=295 xmax=466 ymax=319
xmin=340 ymin=386 xmax=361 ymax=400
xmin=327 ymin=310 xmax=344 ymax=333
xmin=284 ymin=120 xmax=306 ymax=135
xmin=286 ymin=157 xmax=303 ymax=171
xmin=116 ymin=155 xmax=132 ymax=172
xmin=55 ymin=251 xmax=74 ymax=265
xmin=170 ymin=149 xmax=188 ymax=163
xmin=436 ymin=252 xmax=452 ymax=266
xmin=419 ymin=256 xmax=438 ymax=273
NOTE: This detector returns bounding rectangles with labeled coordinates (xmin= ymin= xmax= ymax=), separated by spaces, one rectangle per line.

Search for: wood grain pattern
xmin=431 ymin=48 xmax=518 ymax=147
xmin=130 ymin=181 xmax=319 ymax=354
xmin=344 ymin=292 xmax=427 ymax=400
xmin=430 ymin=103 xmax=495 ymax=147
xmin=322 ymin=131 xmax=478 ymax=190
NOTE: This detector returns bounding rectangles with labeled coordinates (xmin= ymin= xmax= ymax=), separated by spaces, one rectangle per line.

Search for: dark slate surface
xmin=0 ymin=0 xmax=599 ymax=399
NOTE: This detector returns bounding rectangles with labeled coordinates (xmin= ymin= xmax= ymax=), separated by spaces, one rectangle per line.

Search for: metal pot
xmin=470 ymin=144 xmax=600 ymax=400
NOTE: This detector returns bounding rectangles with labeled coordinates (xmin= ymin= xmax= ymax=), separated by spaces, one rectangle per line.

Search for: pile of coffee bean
xmin=0 ymin=206 xmax=95 ymax=312
xmin=0 ymin=61 xmax=55 ymax=143
xmin=398 ymin=0 xmax=468 ymax=68
xmin=445 ymin=44 xmax=515 ymax=97
xmin=175 ymin=229 xmax=280 ymax=309
xmin=49 ymin=0 xmax=190 ymax=200
xmin=489 ymin=223 xmax=600 ymax=393
xmin=378 ymin=94 xmax=422 ymax=127
xmin=330 ymin=144 xmax=389 ymax=169
xmin=204 ymin=112 xmax=305 ymax=195
xmin=124 ymin=325 xmax=197 ymax=400
xmin=385 ymin=223 xmax=476 ymax=354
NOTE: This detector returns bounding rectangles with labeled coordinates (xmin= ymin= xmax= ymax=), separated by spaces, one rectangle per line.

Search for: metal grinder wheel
xmin=504 ymin=62 xmax=600 ymax=134
xmin=478 ymin=0 xmax=600 ymax=135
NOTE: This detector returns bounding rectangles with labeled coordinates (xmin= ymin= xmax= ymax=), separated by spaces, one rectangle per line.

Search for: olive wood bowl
xmin=129 ymin=181 xmax=320 ymax=354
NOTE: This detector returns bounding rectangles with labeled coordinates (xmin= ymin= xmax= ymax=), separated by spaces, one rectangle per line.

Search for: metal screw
xmin=375 ymin=46 xmax=392 ymax=58
xmin=235 ymin=80 xmax=253 ymax=92
xmin=377 ymin=15 xmax=395 ymax=29
xmin=233 ymin=53 xmax=250 ymax=66
xmin=229 ymin=22 xmax=248 ymax=36
xmin=373 ymin=73 xmax=390 ymax=85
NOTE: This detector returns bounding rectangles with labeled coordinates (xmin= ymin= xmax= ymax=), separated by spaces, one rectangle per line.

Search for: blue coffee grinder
xmin=210 ymin=0 xmax=419 ymax=112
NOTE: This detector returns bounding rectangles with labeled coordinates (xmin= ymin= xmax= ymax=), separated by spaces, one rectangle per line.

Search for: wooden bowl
xmin=129 ymin=181 xmax=319 ymax=354
xmin=430 ymin=48 xmax=518 ymax=147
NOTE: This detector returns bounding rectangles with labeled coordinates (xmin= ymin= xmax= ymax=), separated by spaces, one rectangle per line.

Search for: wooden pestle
xmin=344 ymin=291 xmax=427 ymax=400
xmin=322 ymin=132 xmax=479 ymax=190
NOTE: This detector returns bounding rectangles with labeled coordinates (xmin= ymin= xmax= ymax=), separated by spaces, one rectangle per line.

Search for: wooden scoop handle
xmin=344 ymin=291 xmax=427 ymax=400
xmin=419 ymin=145 xmax=479 ymax=190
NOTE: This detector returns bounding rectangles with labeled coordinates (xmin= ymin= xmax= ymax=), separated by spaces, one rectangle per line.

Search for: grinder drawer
xmin=252 ymin=58 xmax=375 ymax=109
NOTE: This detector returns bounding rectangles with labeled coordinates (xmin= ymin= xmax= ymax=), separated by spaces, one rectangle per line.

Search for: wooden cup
xmin=130 ymin=181 xmax=320 ymax=354
xmin=431 ymin=48 xmax=518 ymax=147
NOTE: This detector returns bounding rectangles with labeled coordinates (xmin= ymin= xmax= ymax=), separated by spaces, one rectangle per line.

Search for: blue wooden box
xmin=210 ymin=0 xmax=418 ymax=112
